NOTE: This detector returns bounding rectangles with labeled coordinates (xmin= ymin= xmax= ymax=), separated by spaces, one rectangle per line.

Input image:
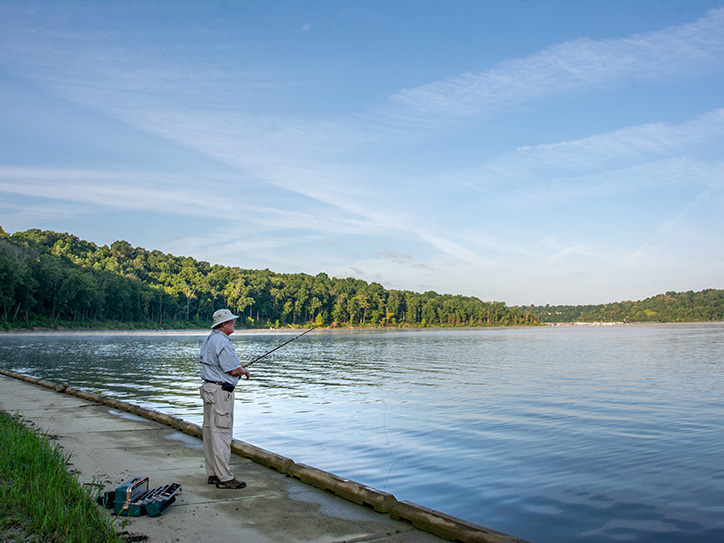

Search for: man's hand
xmin=230 ymin=366 xmax=251 ymax=380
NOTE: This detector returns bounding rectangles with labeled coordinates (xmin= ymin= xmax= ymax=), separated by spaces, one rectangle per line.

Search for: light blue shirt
xmin=199 ymin=330 xmax=241 ymax=385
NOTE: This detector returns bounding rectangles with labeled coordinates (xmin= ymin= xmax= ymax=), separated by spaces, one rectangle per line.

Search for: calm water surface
xmin=1 ymin=324 xmax=723 ymax=543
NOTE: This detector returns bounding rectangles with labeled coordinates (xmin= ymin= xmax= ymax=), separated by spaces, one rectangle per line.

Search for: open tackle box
xmin=97 ymin=476 xmax=182 ymax=517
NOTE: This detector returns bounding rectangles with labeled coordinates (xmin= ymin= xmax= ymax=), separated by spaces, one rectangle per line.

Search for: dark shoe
xmin=216 ymin=478 xmax=246 ymax=489
xmin=207 ymin=476 xmax=220 ymax=485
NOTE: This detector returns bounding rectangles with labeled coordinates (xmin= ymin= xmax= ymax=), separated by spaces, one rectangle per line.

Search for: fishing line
xmin=379 ymin=356 xmax=403 ymax=491
xmin=244 ymin=325 xmax=319 ymax=368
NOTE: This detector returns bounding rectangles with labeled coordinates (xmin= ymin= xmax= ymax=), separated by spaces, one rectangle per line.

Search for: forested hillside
xmin=524 ymin=289 xmax=724 ymax=323
xmin=0 ymin=228 xmax=536 ymax=330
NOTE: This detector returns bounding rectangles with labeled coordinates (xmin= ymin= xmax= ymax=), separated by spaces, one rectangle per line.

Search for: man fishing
xmin=199 ymin=309 xmax=250 ymax=489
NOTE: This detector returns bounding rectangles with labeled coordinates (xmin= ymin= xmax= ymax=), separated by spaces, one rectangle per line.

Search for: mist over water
xmin=2 ymin=324 xmax=724 ymax=543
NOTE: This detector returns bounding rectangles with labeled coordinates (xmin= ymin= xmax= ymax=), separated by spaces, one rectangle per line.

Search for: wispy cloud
xmin=538 ymin=243 xmax=594 ymax=269
xmin=0 ymin=168 xmax=239 ymax=216
xmin=0 ymin=167 xmax=360 ymax=235
xmin=444 ymin=109 xmax=724 ymax=203
xmin=505 ymin=157 xmax=724 ymax=208
xmin=511 ymin=109 xmax=724 ymax=170
xmin=0 ymin=201 xmax=87 ymax=228
xmin=0 ymin=164 xmax=405 ymax=261
xmin=387 ymin=7 xmax=724 ymax=119
xmin=633 ymin=186 xmax=718 ymax=256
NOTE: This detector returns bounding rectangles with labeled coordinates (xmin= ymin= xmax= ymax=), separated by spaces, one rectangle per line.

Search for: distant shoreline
xmin=0 ymin=325 xmax=515 ymax=335
xmin=3 ymin=321 xmax=720 ymax=336
xmin=545 ymin=321 xmax=628 ymax=326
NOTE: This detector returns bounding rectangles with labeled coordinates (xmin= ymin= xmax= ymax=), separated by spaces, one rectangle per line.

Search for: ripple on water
xmin=2 ymin=325 xmax=724 ymax=543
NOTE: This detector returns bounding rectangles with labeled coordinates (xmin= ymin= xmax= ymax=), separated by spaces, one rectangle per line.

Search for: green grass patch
xmin=0 ymin=411 xmax=122 ymax=543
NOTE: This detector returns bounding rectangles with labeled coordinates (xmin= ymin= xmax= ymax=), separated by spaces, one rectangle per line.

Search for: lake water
xmin=1 ymin=324 xmax=723 ymax=543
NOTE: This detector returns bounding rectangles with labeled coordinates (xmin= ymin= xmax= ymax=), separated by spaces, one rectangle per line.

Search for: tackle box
xmin=98 ymin=476 xmax=181 ymax=517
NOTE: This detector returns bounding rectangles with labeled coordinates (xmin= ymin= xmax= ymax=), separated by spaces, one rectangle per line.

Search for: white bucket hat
xmin=212 ymin=309 xmax=238 ymax=329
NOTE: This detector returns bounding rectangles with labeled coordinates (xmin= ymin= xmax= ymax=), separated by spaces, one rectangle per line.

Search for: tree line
xmin=0 ymin=228 xmax=538 ymax=330
xmin=523 ymin=289 xmax=724 ymax=323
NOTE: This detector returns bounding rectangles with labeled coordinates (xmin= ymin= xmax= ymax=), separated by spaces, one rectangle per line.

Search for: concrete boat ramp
xmin=0 ymin=370 xmax=528 ymax=543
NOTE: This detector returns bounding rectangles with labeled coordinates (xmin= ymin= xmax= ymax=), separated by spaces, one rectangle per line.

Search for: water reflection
xmin=2 ymin=324 xmax=724 ymax=543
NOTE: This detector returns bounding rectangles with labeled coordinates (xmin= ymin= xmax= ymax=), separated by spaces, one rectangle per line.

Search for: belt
xmin=204 ymin=379 xmax=235 ymax=391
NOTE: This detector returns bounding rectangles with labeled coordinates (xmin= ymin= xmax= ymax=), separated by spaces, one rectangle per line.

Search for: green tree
xmin=1 ymin=228 xmax=550 ymax=329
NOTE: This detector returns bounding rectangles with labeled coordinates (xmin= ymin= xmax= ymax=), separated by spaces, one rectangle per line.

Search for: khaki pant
xmin=200 ymin=382 xmax=235 ymax=482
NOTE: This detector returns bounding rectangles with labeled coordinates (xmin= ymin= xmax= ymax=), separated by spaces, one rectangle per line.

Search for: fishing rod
xmin=243 ymin=325 xmax=320 ymax=368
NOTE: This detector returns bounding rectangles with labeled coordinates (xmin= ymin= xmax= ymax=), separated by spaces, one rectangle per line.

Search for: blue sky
xmin=1 ymin=1 xmax=723 ymax=306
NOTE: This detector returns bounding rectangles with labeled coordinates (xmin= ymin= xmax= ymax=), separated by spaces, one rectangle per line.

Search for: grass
xmin=0 ymin=411 xmax=122 ymax=543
